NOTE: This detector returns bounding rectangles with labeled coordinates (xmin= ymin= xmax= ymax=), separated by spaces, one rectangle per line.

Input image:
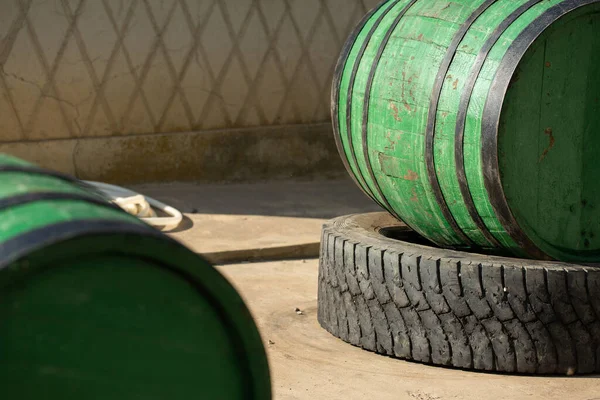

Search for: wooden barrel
xmin=0 ymin=154 xmax=270 ymax=399
xmin=333 ymin=0 xmax=600 ymax=262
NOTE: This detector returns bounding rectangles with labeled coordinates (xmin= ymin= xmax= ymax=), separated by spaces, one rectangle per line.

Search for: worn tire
xmin=317 ymin=213 xmax=600 ymax=375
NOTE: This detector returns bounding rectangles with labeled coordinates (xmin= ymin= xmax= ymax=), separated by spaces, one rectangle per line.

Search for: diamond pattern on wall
xmin=0 ymin=0 xmax=379 ymax=142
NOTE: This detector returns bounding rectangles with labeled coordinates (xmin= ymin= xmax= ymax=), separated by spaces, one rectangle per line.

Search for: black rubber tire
xmin=317 ymin=212 xmax=600 ymax=375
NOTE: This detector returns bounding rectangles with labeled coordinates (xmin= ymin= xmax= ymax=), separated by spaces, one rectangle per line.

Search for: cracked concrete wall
xmin=0 ymin=0 xmax=379 ymax=181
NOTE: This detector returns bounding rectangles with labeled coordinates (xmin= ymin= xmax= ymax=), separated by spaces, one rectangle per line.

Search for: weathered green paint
xmin=334 ymin=0 xmax=600 ymax=261
xmin=0 ymin=154 xmax=270 ymax=399
xmin=338 ymin=0 xmax=399 ymax=202
xmin=499 ymin=8 xmax=600 ymax=261
xmin=342 ymin=0 xmax=413 ymax=206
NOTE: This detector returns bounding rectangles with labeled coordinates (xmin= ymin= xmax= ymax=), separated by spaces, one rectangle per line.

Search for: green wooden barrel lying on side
xmin=0 ymin=154 xmax=270 ymax=399
xmin=333 ymin=0 xmax=600 ymax=262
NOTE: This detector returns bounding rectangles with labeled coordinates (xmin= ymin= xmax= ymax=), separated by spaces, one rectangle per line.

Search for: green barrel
xmin=0 ymin=154 xmax=270 ymax=399
xmin=333 ymin=0 xmax=600 ymax=262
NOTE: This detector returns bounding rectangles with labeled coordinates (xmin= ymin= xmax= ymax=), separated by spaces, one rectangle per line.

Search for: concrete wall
xmin=0 ymin=0 xmax=379 ymax=183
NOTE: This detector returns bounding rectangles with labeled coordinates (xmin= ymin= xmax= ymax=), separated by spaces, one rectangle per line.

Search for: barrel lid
xmin=0 ymin=221 xmax=271 ymax=399
xmin=496 ymin=1 xmax=600 ymax=262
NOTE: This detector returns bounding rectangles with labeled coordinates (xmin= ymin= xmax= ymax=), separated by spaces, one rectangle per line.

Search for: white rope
xmin=84 ymin=181 xmax=183 ymax=231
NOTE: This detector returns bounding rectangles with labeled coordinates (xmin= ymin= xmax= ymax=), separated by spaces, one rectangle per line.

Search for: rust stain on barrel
xmin=411 ymin=187 xmax=418 ymax=202
xmin=539 ymin=127 xmax=556 ymax=162
xmin=390 ymin=102 xmax=402 ymax=121
xmin=404 ymin=170 xmax=418 ymax=181
xmin=452 ymin=78 xmax=459 ymax=90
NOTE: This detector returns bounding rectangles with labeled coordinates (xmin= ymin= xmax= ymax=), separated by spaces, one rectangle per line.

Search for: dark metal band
xmin=454 ymin=0 xmax=542 ymax=249
xmin=345 ymin=0 xmax=403 ymax=209
xmin=0 ymin=165 xmax=80 ymax=184
xmin=424 ymin=0 xmax=497 ymax=246
xmin=481 ymin=0 xmax=600 ymax=260
xmin=362 ymin=0 xmax=419 ymax=221
xmin=0 ymin=220 xmax=159 ymax=270
xmin=331 ymin=0 xmax=390 ymax=206
xmin=0 ymin=192 xmax=124 ymax=213
xmin=0 ymin=164 xmax=105 ymax=196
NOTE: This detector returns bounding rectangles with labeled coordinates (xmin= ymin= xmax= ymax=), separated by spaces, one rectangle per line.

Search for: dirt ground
xmin=218 ymin=260 xmax=600 ymax=400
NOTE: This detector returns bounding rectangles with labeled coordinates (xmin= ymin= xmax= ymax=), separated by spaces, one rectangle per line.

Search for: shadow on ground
xmin=128 ymin=178 xmax=382 ymax=264
xmin=130 ymin=177 xmax=381 ymax=219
